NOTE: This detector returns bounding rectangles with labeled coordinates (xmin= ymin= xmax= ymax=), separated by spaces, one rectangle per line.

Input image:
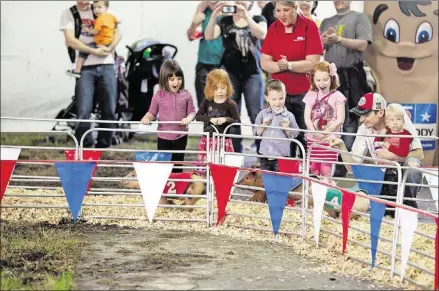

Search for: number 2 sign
xmin=162 ymin=172 xmax=192 ymax=195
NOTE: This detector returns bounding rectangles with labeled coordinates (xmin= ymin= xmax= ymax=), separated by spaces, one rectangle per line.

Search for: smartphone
xmin=222 ymin=5 xmax=237 ymax=14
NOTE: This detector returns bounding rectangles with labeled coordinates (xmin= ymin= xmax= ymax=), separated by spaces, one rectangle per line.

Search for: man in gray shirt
xmin=320 ymin=1 xmax=373 ymax=177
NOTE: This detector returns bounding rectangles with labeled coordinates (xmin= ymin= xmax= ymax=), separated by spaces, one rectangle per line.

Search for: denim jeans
xmin=285 ymin=93 xmax=307 ymax=158
xmin=381 ymin=157 xmax=423 ymax=217
xmin=228 ymin=72 xmax=265 ymax=153
xmin=195 ymin=63 xmax=220 ymax=107
xmin=75 ymin=64 xmax=117 ymax=148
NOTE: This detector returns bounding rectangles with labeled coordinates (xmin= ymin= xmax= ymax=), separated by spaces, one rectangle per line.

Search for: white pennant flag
xmin=311 ymin=182 xmax=328 ymax=247
xmin=423 ymin=170 xmax=438 ymax=211
xmin=224 ymin=155 xmax=244 ymax=194
xmin=398 ymin=208 xmax=418 ymax=282
xmin=1 ymin=147 xmax=21 ymax=160
xmin=133 ymin=162 xmax=174 ymax=224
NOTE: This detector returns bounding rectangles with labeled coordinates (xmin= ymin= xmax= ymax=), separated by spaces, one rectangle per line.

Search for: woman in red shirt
xmin=260 ymin=0 xmax=323 ymax=157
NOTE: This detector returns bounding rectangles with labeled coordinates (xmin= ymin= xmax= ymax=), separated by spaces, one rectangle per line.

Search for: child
xmin=140 ymin=60 xmax=196 ymax=173
xmin=303 ymin=61 xmax=347 ymax=182
xmin=194 ymin=69 xmax=240 ymax=175
xmin=374 ymin=103 xmax=413 ymax=158
xmin=254 ymin=79 xmax=300 ymax=172
xmin=66 ymin=1 xmax=119 ymax=78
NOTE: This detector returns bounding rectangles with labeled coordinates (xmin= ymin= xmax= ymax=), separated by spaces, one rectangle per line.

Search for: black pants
xmin=157 ymin=135 xmax=188 ymax=173
xmin=260 ymin=158 xmax=279 ymax=172
xmin=334 ymin=62 xmax=372 ymax=176
xmin=285 ymin=92 xmax=307 ymax=159
xmin=195 ymin=63 xmax=220 ymax=107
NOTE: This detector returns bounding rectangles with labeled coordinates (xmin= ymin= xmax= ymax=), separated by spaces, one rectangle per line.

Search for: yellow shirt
xmin=94 ymin=13 xmax=119 ymax=45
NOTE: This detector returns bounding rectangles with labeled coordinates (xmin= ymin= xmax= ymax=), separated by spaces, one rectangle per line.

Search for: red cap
xmin=350 ymin=93 xmax=387 ymax=116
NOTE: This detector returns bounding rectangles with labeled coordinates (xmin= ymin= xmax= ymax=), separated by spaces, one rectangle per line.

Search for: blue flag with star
xmin=262 ymin=173 xmax=293 ymax=235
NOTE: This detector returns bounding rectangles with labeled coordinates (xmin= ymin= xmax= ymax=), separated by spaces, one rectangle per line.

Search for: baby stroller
xmin=48 ymin=53 xmax=131 ymax=145
xmin=49 ymin=39 xmax=177 ymax=144
xmin=125 ymin=38 xmax=178 ymax=122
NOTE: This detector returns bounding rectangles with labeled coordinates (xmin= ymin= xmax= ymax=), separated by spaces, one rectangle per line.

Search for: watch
xmin=287 ymin=62 xmax=293 ymax=70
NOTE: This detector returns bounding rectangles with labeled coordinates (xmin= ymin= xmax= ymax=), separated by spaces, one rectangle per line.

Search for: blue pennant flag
xmin=135 ymin=151 xmax=172 ymax=162
xmin=262 ymin=173 xmax=293 ymax=235
xmin=55 ymin=161 xmax=97 ymax=220
xmin=351 ymin=165 xmax=385 ymax=195
xmin=369 ymin=201 xmax=386 ymax=270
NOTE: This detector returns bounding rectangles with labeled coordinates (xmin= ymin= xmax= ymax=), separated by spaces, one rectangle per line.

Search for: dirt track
xmin=75 ymin=227 xmax=397 ymax=290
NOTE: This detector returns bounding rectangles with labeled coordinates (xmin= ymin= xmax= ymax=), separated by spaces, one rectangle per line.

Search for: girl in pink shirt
xmin=141 ymin=60 xmax=196 ymax=173
xmin=303 ymin=61 xmax=346 ymax=182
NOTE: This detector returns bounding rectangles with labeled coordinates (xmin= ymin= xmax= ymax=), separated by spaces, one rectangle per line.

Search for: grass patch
xmin=0 ymin=221 xmax=84 ymax=290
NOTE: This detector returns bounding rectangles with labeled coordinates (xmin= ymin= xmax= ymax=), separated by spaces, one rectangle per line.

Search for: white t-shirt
xmin=351 ymin=112 xmax=423 ymax=163
xmin=59 ymin=7 xmax=115 ymax=66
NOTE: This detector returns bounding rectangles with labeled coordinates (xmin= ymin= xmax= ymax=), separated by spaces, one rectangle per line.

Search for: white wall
xmin=0 ymin=1 xmax=363 ymax=132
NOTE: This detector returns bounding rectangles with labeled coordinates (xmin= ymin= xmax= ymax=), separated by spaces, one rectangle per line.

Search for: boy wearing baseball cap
xmin=326 ymin=92 xmax=424 ymax=211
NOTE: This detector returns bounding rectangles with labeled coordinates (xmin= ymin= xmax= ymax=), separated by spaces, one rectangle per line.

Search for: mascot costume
xmin=364 ymin=1 xmax=438 ymax=166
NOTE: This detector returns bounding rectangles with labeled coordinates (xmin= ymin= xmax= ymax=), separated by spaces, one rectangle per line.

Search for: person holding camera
xmin=186 ymin=1 xmax=225 ymax=107
xmin=205 ymin=1 xmax=267 ymax=153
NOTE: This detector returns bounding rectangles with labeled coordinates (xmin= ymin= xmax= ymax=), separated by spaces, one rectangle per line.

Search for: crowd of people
xmin=60 ymin=0 xmax=425 ymax=211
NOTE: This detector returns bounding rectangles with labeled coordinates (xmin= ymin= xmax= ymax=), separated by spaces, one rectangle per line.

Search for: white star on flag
xmin=421 ymin=111 xmax=431 ymax=122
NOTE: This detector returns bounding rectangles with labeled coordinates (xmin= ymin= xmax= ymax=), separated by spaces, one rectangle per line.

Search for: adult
xmin=298 ymin=1 xmax=320 ymax=27
xmin=260 ymin=0 xmax=323 ymax=158
xmin=205 ymin=1 xmax=267 ymax=153
xmin=186 ymin=1 xmax=225 ymax=107
xmin=320 ymin=0 xmax=373 ymax=176
xmin=60 ymin=0 xmax=121 ymax=148
xmin=259 ymin=1 xmax=277 ymax=28
xmin=325 ymin=93 xmax=424 ymax=212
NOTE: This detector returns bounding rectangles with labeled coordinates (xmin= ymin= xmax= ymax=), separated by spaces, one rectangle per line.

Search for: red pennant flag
xmin=278 ymin=159 xmax=303 ymax=207
xmin=435 ymin=217 xmax=438 ymax=291
xmin=209 ymin=164 xmax=237 ymax=226
xmin=278 ymin=159 xmax=302 ymax=175
xmin=64 ymin=150 xmax=102 ymax=193
xmin=341 ymin=190 xmax=356 ymax=255
xmin=1 ymin=160 xmax=17 ymax=201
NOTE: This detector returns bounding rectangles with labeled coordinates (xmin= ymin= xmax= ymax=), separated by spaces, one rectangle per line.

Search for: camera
xmin=222 ymin=5 xmax=237 ymax=14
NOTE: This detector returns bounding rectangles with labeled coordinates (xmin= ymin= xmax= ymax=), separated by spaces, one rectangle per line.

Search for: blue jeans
xmin=74 ymin=64 xmax=117 ymax=148
xmin=227 ymin=72 xmax=265 ymax=153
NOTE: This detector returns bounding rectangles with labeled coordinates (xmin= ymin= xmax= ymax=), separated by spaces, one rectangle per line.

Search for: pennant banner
xmin=351 ymin=165 xmax=385 ymax=195
xmin=369 ymin=201 xmax=386 ymax=269
xmin=0 ymin=160 xmax=17 ymax=202
xmin=65 ymin=150 xmax=102 ymax=193
xmin=278 ymin=159 xmax=302 ymax=175
xmin=423 ymin=169 xmax=438 ymax=211
xmin=262 ymin=173 xmax=293 ymax=235
xmin=1 ymin=147 xmax=21 ymax=160
xmin=163 ymin=172 xmax=192 ymax=195
xmin=54 ymin=161 xmax=97 ymax=220
xmin=135 ymin=151 xmax=172 ymax=162
xmin=223 ymin=155 xmax=244 ymax=194
xmin=209 ymin=164 xmax=237 ymax=226
xmin=341 ymin=190 xmax=356 ymax=255
xmin=133 ymin=162 xmax=174 ymax=224
xmin=399 ymin=208 xmax=418 ymax=282
xmin=311 ymin=182 xmax=328 ymax=247
xmin=278 ymin=159 xmax=303 ymax=207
